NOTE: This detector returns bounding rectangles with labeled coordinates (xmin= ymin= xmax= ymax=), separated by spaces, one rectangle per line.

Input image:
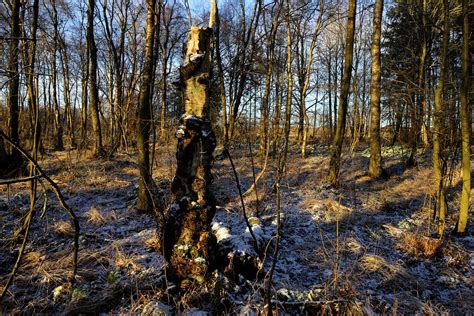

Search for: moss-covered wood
xmin=164 ymin=26 xmax=217 ymax=285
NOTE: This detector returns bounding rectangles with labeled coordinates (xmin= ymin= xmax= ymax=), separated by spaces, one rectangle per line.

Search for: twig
xmin=224 ymin=148 xmax=261 ymax=257
xmin=271 ymin=299 xmax=348 ymax=306
xmin=246 ymin=136 xmax=260 ymax=216
xmin=0 ymin=130 xmax=80 ymax=286
xmin=243 ymin=143 xmax=270 ymax=197
xmin=0 ymin=175 xmax=42 ymax=185
xmin=0 ymin=189 xmax=36 ymax=301
xmin=265 ymin=165 xmax=282 ymax=315
xmin=144 ymin=181 xmax=170 ymax=303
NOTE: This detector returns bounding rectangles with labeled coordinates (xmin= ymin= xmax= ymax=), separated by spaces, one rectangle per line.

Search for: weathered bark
xmin=328 ymin=0 xmax=356 ymax=184
xmin=80 ymin=36 xmax=89 ymax=149
xmin=159 ymin=3 xmax=172 ymax=141
xmin=327 ymin=52 xmax=333 ymax=141
xmin=31 ymin=3 xmax=41 ymax=183
xmin=87 ymin=0 xmax=104 ymax=157
xmin=419 ymin=0 xmax=429 ymax=147
xmin=50 ymin=0 xmax=63 ymax=151
xmin=8 ymin=0 xmax=22 ymax=164
xmin=368 ymin=0 xmax=383 ymax=178
xmin=22 ymin=0 xmax=40 ymax=160
xmin=136 ymin=0 xmax=156 ymax=212
xmin=457 ymin=0 xmax=470 ymax=234
xmin=163 ymin=26 xmax=217 ymax=285
xmin=213 ymin=2 xmax=228 ymax=146
xmin=432 ymin=0 xmax=449 ymax=237
xmin=59 ymin=35 xmax=75 ymax=147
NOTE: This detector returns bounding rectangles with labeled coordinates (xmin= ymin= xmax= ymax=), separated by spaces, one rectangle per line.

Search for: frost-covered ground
xmin=0 ymin=145 xmax=473 ymax=314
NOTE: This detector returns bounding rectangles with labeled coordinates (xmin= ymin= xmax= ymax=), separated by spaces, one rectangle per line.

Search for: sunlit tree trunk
xmin=80 ymin=35 xmax=89 ymax=150
xmin=159 ymin=4 xmax=171 ymax=141
xmin=419 ymin=0 xmax=429 ymax=147
xmin=214 ymin=2 xmax=228 ymax=147
xmin=432 ymin=0 xmax=449 ymax=237
xmin=49 ymin=0 xmax=64 ymax=150
xmin=163 ymin=25 xmax=217 ymax=284
xmin=59 ymin=34 xmax=75 ymax=147
xmin=457 ymin=0 xmax=471 ymax=235
xmin=87 ymin=0 xmax=104 ymax=157
xmin=136 ymin=0 xmax=156 ymax=212
xmin=368 ymin=0 xmax=383 ymax=178
xmin=328 ymin=0 xmax=356 ymax=184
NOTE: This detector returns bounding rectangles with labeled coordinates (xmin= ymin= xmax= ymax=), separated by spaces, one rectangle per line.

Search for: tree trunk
xmin=328 ymin=0 xmax=356 ymax=184
xmin=163 ymin=26 xmax=217 ymax=285
xmin=80 ymin=39 xmax=89 ymax=149
xmin=8 ymin=0 xmax=22 ymax=164
xmin=432 ymin=0 xmax=449 ymax=237
xmin=258 ymin=1 xmax=281 ymax=156
xmin=50 ymin=0 xmax=64 ymax=150
xmin=457 ymin=0 xmax=470 ymax=234
xmin=327 ymin=53 xmax=332 ymax=141
xmin=214 ymin=3 xmax=228 ymax=147
xmin=87 ymin=0 xmax=104 ymax=156
xmin=136 ymin=0 xmax=156 ymax=212
xmin=301 ymin=0 xmax=323 ymax=158
xmin=23 ymin=0 xmax=40 ymax=161
xmin=419 ymin=0 xmax=429 ymax=147
xmin=368 ymin=0 xmax=383 ymax=178
xmin=59 ymin=34 xmax=75 ymax=147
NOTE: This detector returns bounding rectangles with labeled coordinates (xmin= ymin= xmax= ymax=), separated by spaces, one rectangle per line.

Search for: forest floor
xmin=0 ymin=142 xmax=473 ymax=314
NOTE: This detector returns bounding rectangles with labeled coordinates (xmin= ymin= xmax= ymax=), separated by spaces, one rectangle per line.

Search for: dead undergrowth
xmin=0 ymin=144 xmax=472 ymax=314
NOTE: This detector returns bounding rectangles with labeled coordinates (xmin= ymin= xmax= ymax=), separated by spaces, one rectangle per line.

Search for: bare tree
xmin=368 ymin=0 xmax=383 ymax=178
xmin=457 ymin=0 xmax=471 ymax=235
xmin=432 ymin=0 xmax=449 ymax=237
xmin=87 ymin=0 xmax=104 ymax=157
xmin=136 ymin=0 xmax=157 ymax=212
xmin=328 ymin=0 xmax=356 ymax=184
xmin=7 ymin=0 xmax=22 ymax=170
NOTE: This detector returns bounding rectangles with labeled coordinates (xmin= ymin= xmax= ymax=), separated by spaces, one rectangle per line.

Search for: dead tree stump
xmin=163 ymin=26 xmax=217 ymax=285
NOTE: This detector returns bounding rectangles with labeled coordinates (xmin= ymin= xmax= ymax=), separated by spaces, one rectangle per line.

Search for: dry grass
xmin=23 ymin=251 xmax=44 ymax=266
xmin=144 ymin=236 xmax=160 ymax=252
xmin=359 ymin=254 xmax=413 ymax=288
xmin=53 ymin=220 xmax=75 ymax=236
xmin=86 ymin=206 xmax=106 ymax=225
xmin=114 ymin=246 xmax=138 ymax=271
xmin=397 ymin=233 xmax=442 ymax=258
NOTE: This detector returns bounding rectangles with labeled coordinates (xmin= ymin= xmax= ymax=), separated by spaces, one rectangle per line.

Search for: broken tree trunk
xmin=163 ymin=26 xmax=217 ymax=285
